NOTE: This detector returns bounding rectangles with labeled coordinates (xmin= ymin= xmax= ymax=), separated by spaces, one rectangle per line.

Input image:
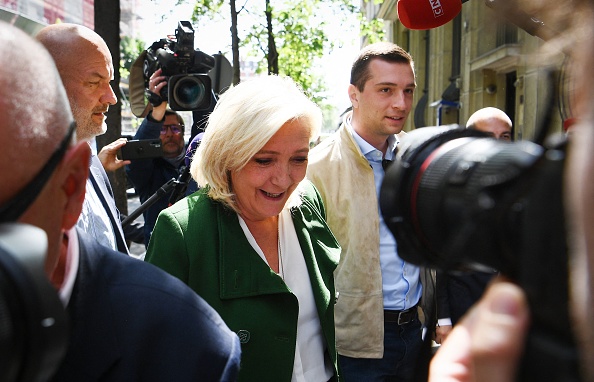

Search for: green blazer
xmin=145 ymin=180 xmax=341 ymax=382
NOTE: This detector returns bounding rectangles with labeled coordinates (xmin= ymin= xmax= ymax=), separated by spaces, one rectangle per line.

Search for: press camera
xmin=380 ymin=125 xmax=580 ymax=381
xmin=143 ymin=21 xmax=214 ymax=111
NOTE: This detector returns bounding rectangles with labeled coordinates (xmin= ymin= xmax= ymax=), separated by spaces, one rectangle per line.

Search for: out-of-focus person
xmin=0 ymin=20 xmax=240 ymax=382
xmin=466 ymin=107 xmax=513 ymax=141
xmin=145 ymin=75 xmax=341 ymax=381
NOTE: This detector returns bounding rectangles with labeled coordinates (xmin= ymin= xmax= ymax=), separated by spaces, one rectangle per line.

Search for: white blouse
xmin=238 ymin=208 xmax=333 ymax=382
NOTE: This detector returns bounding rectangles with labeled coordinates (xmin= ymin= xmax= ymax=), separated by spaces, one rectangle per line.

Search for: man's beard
xmin=162 ymin=140 xmax=184 ymax=158
xmin=70 ymin=101 xmax=108 ymax=142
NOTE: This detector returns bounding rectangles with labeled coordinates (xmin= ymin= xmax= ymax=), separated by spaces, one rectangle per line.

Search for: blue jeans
xmin=339 ymin=317 xmax=423 ymax=382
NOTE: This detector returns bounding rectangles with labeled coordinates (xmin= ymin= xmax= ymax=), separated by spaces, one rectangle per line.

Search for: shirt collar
xmin=345 ymin=113 xmax=399 ymax=160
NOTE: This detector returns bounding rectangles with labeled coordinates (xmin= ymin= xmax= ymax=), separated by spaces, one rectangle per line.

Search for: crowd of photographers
xmin=3 ymin=0 xmax=594 ymax=377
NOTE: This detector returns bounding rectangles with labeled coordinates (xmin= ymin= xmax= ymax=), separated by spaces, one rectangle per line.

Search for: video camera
xmin=143 ymin=21 xmax=215 ymax=111
xmin=379 ymin=124 xmax=580 ymax=380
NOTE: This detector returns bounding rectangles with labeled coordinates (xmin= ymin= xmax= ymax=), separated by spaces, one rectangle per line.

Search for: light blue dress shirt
xmin=346 ymin=121 xmax=422 ymax=311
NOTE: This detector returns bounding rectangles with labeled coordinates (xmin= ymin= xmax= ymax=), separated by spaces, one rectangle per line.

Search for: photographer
xmin=126 ymin=68 xmax=187 ymax=247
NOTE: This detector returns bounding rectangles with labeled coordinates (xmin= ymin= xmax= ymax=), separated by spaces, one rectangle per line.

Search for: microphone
xmin=185 ymin=132 xmax=204 ymax=167
xmin=397 ymin=0 xmax=462 ymax=30
xmin=168 ymin=133 xmax=204 ymax=206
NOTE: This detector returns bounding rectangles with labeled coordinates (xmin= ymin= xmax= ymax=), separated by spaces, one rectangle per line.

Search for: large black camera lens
xmin=380 ymin=125 xmax=544 ymax=274
xmin=168 ymin=74 xmax=212 ymax=111
xmin=380 ymin=124 xmax=580 ymax=381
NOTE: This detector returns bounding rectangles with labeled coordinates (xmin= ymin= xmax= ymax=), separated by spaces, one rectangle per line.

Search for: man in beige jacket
xmin=308 ymin=42 xmax=424 ymax=381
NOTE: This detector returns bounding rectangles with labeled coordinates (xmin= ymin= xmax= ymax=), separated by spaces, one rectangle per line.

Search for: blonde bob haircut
xmin=190 ymin=75 xmax=322 ymax=212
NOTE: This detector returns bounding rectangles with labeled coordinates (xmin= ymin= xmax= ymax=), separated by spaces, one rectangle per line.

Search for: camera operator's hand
xmin=148 ymin=68 xmax=168 ymax=122
xmin=429 ymin=280 xmax=529 ymax=382
xmin=98 ymin=138 xmax=131 ymax=171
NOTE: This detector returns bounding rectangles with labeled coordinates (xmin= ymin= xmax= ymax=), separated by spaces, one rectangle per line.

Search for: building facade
xmin=0 ymin=0 xmax=94 ymax=33
xmin=367 ymin=0 xmax=570 ymax=140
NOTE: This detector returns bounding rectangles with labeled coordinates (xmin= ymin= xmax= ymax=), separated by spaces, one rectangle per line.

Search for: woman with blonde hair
xmin=146 ymin=75 xmax=341 ymax=382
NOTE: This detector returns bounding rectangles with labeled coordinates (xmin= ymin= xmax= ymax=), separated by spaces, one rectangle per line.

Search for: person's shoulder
xmin=130 ymin=259 xmax=231 ymax=329
xmin=73 ymin=229 xmax=240 ymax=381
xmin=296 ymin=180 xmax=325 ymax=212
xmin=158 ymin=188 xmax=211 ymax=223
xmin=307 ymin=132 xmax=337 ymax=187
xmin=165 ymin=187 xmax=223 ymax=225
xmin=310 ymin=131 xmax=339 ymax=158
xmin=78 ymin=231 xmax=210 ymax=315
xmin=298 ymin=179 xmax=319 ymax=199
xmin=87 ymin=235 xmax=235 ymax=334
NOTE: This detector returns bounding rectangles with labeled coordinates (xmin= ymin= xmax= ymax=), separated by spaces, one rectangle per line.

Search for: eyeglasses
xmin=0 ymin=121 xmax=77 ymax=223
xmin=160 ymin=124 xmax=184 ymax=135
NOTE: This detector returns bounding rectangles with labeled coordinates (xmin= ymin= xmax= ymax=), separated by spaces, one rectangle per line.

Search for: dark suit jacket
xmin=50 ymin=229 xmax=241 ymax=382
xmin=436 ymin=269 xmax=496 ymax=325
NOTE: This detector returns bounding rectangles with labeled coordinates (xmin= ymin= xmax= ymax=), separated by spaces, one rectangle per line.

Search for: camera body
xmin=143 ymin=21 xmax=214 ymax=111
xmin=380 ymin=125 xmax=580 ymax=381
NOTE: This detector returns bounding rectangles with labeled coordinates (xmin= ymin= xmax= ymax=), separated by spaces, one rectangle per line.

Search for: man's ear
xmin=348 ymin=84 xmax=359 ymax=109
xmin=60 ymin=142 xmax=90 ymax=230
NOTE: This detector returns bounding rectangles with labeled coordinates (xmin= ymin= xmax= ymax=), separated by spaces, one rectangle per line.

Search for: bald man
xmin=0 ymin=21 xmax=240 ymax=381
xmin=466 ymin=107 xmax=513 ymax=141
xmin=37 ymin=24 xmax=135 ymax=254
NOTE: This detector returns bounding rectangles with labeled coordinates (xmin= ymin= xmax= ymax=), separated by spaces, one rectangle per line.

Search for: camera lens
xmin=380 ymin=125 xmax=544 ymax=272
xmin=170 ymin=74 xmax=210 ymax=110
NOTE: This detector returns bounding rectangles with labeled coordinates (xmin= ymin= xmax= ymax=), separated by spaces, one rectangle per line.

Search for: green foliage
xmin=172 ymin=0 xmax=384 ymax=127
xmin=240 ymin=0 xmax=352 ymax=105
xmin=359 ymin=13 xmax=385 ymax=43
xmin=120 ymin=36 xmax=147 ymax=131
xmin=273 ymin=2 xmax=329 ymax=104
xmin=120 ymin=35 xmax=146 ymax=80
xmin=138 ymin=0 xmax=391 ymax=132
xmin=191 ymin=0 xmax=225 ymax=19
xmin=187 ymin=0 xmax=359 ymax=100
